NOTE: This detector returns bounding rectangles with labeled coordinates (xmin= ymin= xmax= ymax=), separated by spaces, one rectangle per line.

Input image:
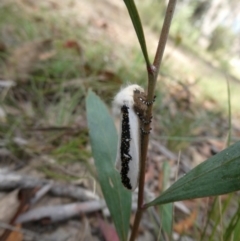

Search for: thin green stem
xmin=129 ymin=1 xmax=177 ymax=240
xmin=218 ymin=197 xmax=224 ymax=241
xmin=226 ymin=76 xmax=231 ymax=147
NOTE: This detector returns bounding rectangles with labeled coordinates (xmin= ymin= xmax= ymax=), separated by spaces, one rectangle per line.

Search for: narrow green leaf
xmin=224 ymin=203 xmax=240 ymax=241
xmin=145 ymin=141 xmax=240 ymax=208
xmin=123 ymin=0 xmax=150 ymax=66
xmin=226 ymin=77 xmax=232 ymax=146
xmin=159 ymin=162 xmax=173 ymax=235
xmin=86 ymin=90 xmax=131 ymax=241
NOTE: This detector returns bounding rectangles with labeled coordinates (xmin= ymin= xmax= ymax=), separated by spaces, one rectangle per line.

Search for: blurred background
xmin=0 ymin=0 xmax=240 ymax=240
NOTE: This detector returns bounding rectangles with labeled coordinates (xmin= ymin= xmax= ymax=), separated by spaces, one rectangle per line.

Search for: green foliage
xmin=0 ymin=4 xmax=51 ymax=42
xmin=224 ymin=204 xmax=240 ymax=241
xmin=161 ymin=111 xmax=196 ymax=151
xmin=86 ymin=90 xmax=131 ymax=241
xmin=138 ymin=0 xmax=165 ymax=33
xmin=146 ymin=141 xmax=240 ymax=207
xmin=123 ymin=0 xmax=150 ymax=66
xmin=159 ymin=162 xmax=173 ymax=236
xmin=39 ymin=166 xmax=78 ymax=181
xmin=200 ymin=195 xmax=240 ymax=241
xmin=52 ymin=135 xmax=90 ymax=163
xmin=208 ymin=26 xmax=235 ymax=53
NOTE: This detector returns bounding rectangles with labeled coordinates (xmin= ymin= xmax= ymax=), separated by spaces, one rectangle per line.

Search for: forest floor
xmin=0 ymin=0 xmax=240 ymax=241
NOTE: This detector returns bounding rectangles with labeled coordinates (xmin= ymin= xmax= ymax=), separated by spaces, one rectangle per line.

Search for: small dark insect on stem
xmin=129 ymin=1 xmax=177 ymax=240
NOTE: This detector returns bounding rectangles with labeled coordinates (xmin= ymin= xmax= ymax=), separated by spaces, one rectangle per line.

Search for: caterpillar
xmin=113 ymin=84 xmax=148 ymax=191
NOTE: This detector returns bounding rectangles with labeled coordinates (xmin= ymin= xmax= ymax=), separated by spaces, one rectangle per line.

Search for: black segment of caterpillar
xmin=120 ymin=105 xmax=132 ymax=190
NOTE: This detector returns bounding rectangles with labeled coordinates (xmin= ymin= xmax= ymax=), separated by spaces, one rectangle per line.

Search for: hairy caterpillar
xmin=113 ymin=84 xmax=147 ymax=191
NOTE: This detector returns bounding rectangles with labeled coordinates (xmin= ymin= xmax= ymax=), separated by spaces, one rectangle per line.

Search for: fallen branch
xmin=16 ymin=200 xmax=106 ymax=224
xmin=0 ymin=172 xmax=99 ymax=201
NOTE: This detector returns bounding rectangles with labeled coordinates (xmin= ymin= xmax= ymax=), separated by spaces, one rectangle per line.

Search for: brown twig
xmin=0 ymin=172 xmax=99 ymax=201
xmin=129 ymin=1 xmax=177 ymax=240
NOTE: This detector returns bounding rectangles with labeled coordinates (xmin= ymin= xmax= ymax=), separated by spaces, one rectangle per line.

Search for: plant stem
xmin=226 ymin=76 xmax=231 ymax=147
xmin=129 ymin=1 xmax=177 ymax=240
xmin=153 ymin=0 xmax=177 ymax=74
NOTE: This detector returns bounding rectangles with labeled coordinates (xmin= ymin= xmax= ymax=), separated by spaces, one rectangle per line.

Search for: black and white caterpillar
xmin=113 ymin=84 xmax=153 ymax=191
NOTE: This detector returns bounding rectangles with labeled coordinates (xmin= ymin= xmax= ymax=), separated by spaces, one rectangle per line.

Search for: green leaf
xmin=145 ymin=141 xmax=240 ymax=208
xmin=159 ymin=162 xmax=173 ymax=235
xmin=224 ymin=203 xmax=240 ymax=241
xmin=123 ymin=0 xmax=150 ymax=66
xmin=86 ymin=90 xmax=131 ymax=241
